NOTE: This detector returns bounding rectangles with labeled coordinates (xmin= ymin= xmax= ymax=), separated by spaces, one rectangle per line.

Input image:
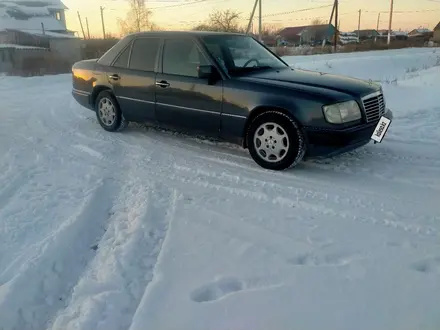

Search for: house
xmin=433 ymin=22 xmax=440 ymax=42
xmin=278 ymin=24 xmax=337 ymax=45
xmin=376 ymin=30 xmax=408 ymax=41
xmin=0 ymin=0 xmax=73 ymax=35
xmin=408 ymin=28 xmax=432 ymax=37
xmin=353 ymin=29 xmax=379 ymax=40
xmin=0 ymin=0 xmax=82 ymax=74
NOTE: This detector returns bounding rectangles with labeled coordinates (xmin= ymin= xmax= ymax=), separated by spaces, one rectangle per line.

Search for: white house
xmin=0 ymin=0 xmax=72 ymax=35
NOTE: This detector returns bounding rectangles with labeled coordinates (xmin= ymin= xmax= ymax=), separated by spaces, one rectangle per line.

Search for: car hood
xmin=238 ymin=67 xmax=380 ymax=98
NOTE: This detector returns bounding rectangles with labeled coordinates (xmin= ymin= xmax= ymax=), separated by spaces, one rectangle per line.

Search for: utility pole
xmin=100 ymin=6 xmax=106 ymax=39
xmin=334 ymin=0 xmax=338 ymax=52
xmin=377 ymin=12 xmax=381 ymax=31
xmin=77 ymin=11 xmax=86 ymax=39
xmin=322 ymin=1 xmax=336 ymax=48
xmin=246 ymin=0 xmax=259 ymax=35
xmin=387 ymin=0 xmax=394 ymax=45
xmin=259 ymin=0 xmax=262 ymax=42
xmin=375 ymin=12 xmax=381 ymax=43
xmin=86 ymin=17 xmax=91 ymax=39
xmin=357 ymin=9 xmax=361 ymax=40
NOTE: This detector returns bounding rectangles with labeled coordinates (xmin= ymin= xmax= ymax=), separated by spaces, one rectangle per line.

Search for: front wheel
xmin=247 ymin=111 xmax=306 ymax=170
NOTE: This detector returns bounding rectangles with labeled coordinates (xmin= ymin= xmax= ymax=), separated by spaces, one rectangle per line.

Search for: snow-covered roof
xmin=0 ymin=0 xmax=66 ymax=10
xmin=0 ymin=0 xmax=67 ymax=32
xmin=0 ymin=42 xmax=47 ymax=49
xmin=340 ymin=32 xmax=357 ymax=37
xmin=409 ymin=28 xmax=432 ymax=35
xmin=393 ymin=31 xmax=408 ymax=36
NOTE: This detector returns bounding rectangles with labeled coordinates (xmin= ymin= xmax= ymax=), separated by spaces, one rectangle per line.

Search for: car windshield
xmin=200 ymin=35 xmax=288 ymax=76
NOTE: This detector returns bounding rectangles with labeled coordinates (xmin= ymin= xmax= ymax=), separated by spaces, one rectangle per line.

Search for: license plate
xmin=371 ymin=116 xmax=391 ymax=143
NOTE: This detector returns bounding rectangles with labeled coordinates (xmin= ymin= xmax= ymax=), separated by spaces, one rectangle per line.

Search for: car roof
xmin=127 ymin=31 xmax=247 ymax=38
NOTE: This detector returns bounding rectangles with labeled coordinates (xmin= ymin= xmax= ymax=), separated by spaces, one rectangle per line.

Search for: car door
xmin=109 ymin=37 xmax=160 ymax=122
xmin=155 ymin=37 xmax=223 ymax=136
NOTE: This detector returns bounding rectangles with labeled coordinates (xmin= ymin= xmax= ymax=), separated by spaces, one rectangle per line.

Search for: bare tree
xmin=261 ymin=24 xmax=282 ymax=36
xmin=118 ymin=0 xmax=156 ymax=35
xmin=311 ymin=18 xmax=326 ymax=26
xmin=193 ymin=9 xmax=243 ymax=33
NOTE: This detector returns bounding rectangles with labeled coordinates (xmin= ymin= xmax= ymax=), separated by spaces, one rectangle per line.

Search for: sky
xmin=63 ymin=0 xmax=440 ymax=38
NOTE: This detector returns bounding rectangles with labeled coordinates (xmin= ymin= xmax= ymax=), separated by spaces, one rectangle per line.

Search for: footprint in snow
xmin=190 ymin=277 xmax=244 ymax=303
xmin=288 ymin=251 xmax=357 ymax=267
xmin=411 ymin=257 xmax=440 ymax=274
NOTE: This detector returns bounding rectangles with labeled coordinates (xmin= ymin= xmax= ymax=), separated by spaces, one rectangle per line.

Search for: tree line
xmin=118 ymin=0 xmax=282 ymax=37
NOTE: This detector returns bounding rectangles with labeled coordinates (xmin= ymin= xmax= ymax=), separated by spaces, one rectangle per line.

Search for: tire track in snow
xmin=127 ymin=186 xmax=179 ymax=330
xmin=172 ymin=164 xmax=440 ymax=230
xmin=0 ymin=169 xmax=35 ymax=212
xmin=164 ymin=168 xmax=439 ymax=238
xmin=49 ymin=183 xmax=179 ymax=330
xmin=0 ymin=179 xmax=116 ymax=330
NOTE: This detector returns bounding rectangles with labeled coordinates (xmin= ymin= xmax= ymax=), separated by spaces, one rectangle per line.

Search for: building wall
xmin=0 ymin=49 xmax=14 ymax=73
xmin=301 ymin=26 xmax=335 ymax=44
xmin=434 ymin=30 xmax=440 ymax=42
xmin=49 ymin=38 xmax=83 ymax=64
xmin=0 ymin=31 xmax=50 ymax=48
xmin=0 ymin=48 xmax=50 ymax=74
xmin=48 ymin=8 xmax=67 ymax=29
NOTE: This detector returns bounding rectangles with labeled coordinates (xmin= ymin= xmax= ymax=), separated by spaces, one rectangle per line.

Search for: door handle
xmin=155 ymin=80 xmax=170 ymax=88
xmin=108 ymin=74 xmax=120 ymax=81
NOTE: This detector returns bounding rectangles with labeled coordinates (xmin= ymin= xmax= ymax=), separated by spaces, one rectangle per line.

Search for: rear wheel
xmin=95 ymin=90 xmax=128 ymax=132
xmin=247 ymin=111 xmax=306 ymax=170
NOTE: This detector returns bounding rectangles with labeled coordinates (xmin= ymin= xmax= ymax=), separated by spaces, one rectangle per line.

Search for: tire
xmin=246 ymin=111 xmax=306 ymax=170
xmin=95 ymin=90 xmax=128 ymax=132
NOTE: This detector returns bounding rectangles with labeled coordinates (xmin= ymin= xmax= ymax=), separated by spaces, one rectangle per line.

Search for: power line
xmin=364 ymin=8 xmax=440 ymax=14
xmin=149 ymin=0 xmax=222 ymax=10
xmin=257 ymin=11 xmax=355 ymax=24
xmin=257 ymin=4 xmax=333 ymax=18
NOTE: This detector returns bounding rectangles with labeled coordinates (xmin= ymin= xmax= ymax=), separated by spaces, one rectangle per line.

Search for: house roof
xmin=409 ymin=28 xmax=432 ymax=34
xmin=0 ymin=0 xmax=67 ymax=10
xmin=0 ymin=0 xmax=67 ymax=32
xmin=434 ymin=22 xmax=440 ymax=31
xmin=278 ymin=24 xmax=335 ymax=40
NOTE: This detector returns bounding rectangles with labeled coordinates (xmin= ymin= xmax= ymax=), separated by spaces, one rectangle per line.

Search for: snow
xmin=0 ymin=48 xmax=440 ymax=330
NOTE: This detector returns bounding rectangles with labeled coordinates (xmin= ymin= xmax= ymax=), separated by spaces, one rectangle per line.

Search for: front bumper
xmin=305 ymin=108 xmax=393 ymax=158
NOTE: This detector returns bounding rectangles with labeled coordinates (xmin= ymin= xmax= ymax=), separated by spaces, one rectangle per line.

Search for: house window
xmin=56 ymin=12 xmax=61 ymax=20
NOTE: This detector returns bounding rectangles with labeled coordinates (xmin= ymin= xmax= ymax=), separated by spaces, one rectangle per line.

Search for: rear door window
xmin=112 ymin=44 xmax=131 ymax=68
xmin=129 ymin=38 xmax=160 ymax=72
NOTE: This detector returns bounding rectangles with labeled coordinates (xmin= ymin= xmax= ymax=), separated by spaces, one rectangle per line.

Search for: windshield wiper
xmin=230 ymin=66 xmax=273 ymax=76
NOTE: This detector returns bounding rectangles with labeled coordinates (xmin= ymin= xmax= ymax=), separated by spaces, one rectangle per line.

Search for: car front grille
xmin=362 ymin=92 xmax=386 ymax=123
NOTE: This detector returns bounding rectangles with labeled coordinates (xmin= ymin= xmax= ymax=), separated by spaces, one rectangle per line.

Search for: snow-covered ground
xmin=0 ymin=48 xmax=439 ymax=330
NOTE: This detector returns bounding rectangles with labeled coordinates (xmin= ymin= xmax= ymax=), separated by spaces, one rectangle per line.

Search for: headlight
xmin=323 ymin=100 xmax=362 ymax=124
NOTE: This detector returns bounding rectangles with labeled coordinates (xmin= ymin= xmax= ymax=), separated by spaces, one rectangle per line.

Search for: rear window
xmin=97 ymin=36 xmax=132 ymax=66
xmin=129 ymin=38 xmax=161 ymax=72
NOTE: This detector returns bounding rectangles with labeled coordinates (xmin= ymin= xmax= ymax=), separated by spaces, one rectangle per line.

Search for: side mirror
xmin=197 ymin=65 xmax=213 ymax=79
